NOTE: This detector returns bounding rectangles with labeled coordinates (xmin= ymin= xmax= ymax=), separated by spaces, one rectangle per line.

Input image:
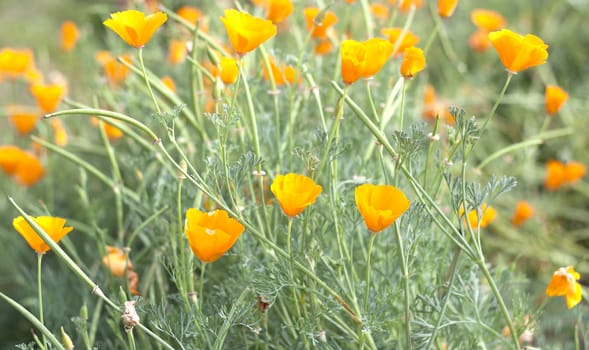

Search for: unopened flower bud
xmin=61 ymin=327 xmax=74 ymax=350
xmin=177 ymin=160 xmax=187 ymax=179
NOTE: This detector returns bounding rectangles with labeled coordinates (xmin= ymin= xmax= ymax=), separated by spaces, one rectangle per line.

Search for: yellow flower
xmin=437 ymin=0 xmax=459 ymax=18
xmin=470 ymin=9 xmax=506 ymax=32
xmin=30 ymin=83 xmax=65 ymax=113
xmin=60 ymin=21 xmax=79 ymax=52
xmin=220 ymin=9 xmax=277 ymax=56
xmin=12 ymin=216 xmax=73 ymax=254
xmin=51 ymin=119 xmax=68 ymax=147
xmin=167 ymin=39 xmax=187 ymax=65
xmin=103 ymin=10 xmax=167 ymax=48
xmin=95 ymin=51 xmax=132 ymax=87
xmin=400 ymin=46 xmax=425 ymax=78
xmin=511 ymin=200 xmax=534 ymax=227
xmin=6 ymin=105 xmax=39 ymax=135
xmin=546 ymin=266 xmax=583 ymax=309
xmin=488 ymin=29 xmax=548 ymax=74
xmin=370 ymin=3 xmax=390 ymax=21
xmin=544 ymin=160 xmax=586 ymax=191
xmin=341 ymin=38 xmax=394 ymax=85
xmin=0 ymin=145 xmax=26 ymax=175
xmin=184 ymin=208 xmax=245 ymax=263
xmin=265 ymin=0 xmax=295 ymax=24
xmin=460 ymin=204 xmax=496 ymax=229
xmin=91 ymin=117 xmax=124 ymax=141
xmin=545 ymin=85 xmax=569 ymax=115
xmin=0 ymin=48 xmax=40 ymax=82
xmin=220 ymin=56 xmax=239 ymax=85
xmin=271 ymin=173 xmax=322 ymax=217
xmin=355 ymin=184 xmax=411 ymax=233
xmin=161 ymin=75 xmax=176 ymax=93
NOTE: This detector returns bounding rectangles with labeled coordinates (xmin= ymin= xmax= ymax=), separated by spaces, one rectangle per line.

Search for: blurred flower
xmin=220 ymin=9 xmax=277 ymax=56
xmin=176 ymin=5 xmax=208 ymax=32
xmin=30 ymin=83 xmax=65 ymax=113
xmin=381 ymin=28 xmax=420 ymax=57
xmin=12 ymin=216 xmax=73 ymax=254
xmin=511 ymin=200 xmax=534 ymax=227
xmin=460 ymin=204 xmax=496 ymax=229
xmin=0 ymin=145 xmax=26 ymax=175
xmin=51 ymin=119 xmax=68 ymax=146
xmin=370 ymin=3 xmax=390 ymax=21
xmin=265 ymin=0 xmax=295 ymax=24
xmin=355 ymin=183 xmax=411 ymax=233
xmin=102 ymin=246 xmax=132 ymax=277
xmin=396 ymin=0 xmax=424 ymax=12
xmin=488 ymin=29 xmax=548 ymax=74
xmin=96 ymin=51 xmax=132 ymax=87
xmin=184 ymin=208 xmax=245 ymax=263
xmin=437 ymin=0 xmax=459 ymax=18
xmin=60 ymin=21 xmax=79 ymax=52
xmin=161 ymin=76 xmax=176 ymax=93
xmin=220 ymin=56 xmax=239 ymax=85
xmin=346 ymin=0 xmax=357 ymax=3
xmin=262 ymin=57 xmax=299 ymax=86
xmin=341 ymin=38 xmax=394 ymax=85
xmin=314 ymin=39 xmax=334 ymax=55
xmin=303 ymin=8 xmax=338 ymax=39
xmin=546 ymin=266 xmax=582 ymax=309
xmin=468 ymin=30 xmax=491 ymax=52
xmin=545 ymin=85 xmax=569 ymax=115
xmin=544 ymin=160 xmax=586 ymax=191
xmin=167 ymin=39 xmax=187 ymax=65
xmin=13 ymin=151 xmax=45 ymax=186
xmin=471 ymin=9 xmax=506 ymax=32
xmin=91 ymin=117 xmax=124 ymax=141
xmin=103 ymin=10 xmax=167 ymax=48
xmin=271 ymin=173 xmax=322 ymax=217
xmin=400 ymin=46 xmax=425 ymax=78
xmin=0 ymin=48 xmax=40 ymax=82
xmin=422 ymin=85 xmax=454 ymax=124
xmin=6 ymin=105 xmax=39 ymax=135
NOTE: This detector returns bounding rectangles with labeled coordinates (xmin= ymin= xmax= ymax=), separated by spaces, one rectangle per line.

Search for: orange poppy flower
xmin=0 ymin=145 xmax=27 ymax=175
xmin=437 ymin=0 xmax=459 ymax=18
xmin=380 ymin=27 xmax=420 ymax=57
xmin=13 ymin=150 xmax=45 ymax=186
xmin=12 ymin=216 xmax=73 ymax=254
xmin=460 ymin=204 xmax=497 ymax=229
xmin=265 ymin=0 xmax=295 ymax=24
xmin=102 ymin=246 xmax=133 ymax=278
xmin=176 ymin=5 xmax=208 ymax=32
xmin=6 ymin=105 xmax=39 ymax=135
xmin=167 ymin=39 xmax=187 ymax=65
xmin=468 ymin=30 xmax=491 ymax=52
xmin=91 ymin=117 xmax=124 ymax=141
xmin=400 ymin=46 xmax=425 ymax=78
xmin=30 ymin=83 xmax=64 ymax=113
xmin=470 ymin=9 xmax=506 ymax=32
xmin=346 ymin=0 xmax=357 ymax=3
xmin=341 ymin=38 xmax=394 ymax=85
xmin=220 ymin=9 xmax=277 ymax=56
xmin=220 ymin=56 xmax=239 ymax=85
xmin=184 ymin=208 xmax=245 ymax=263
xmin=355 ymin=183 xmax=411 ymax=233
xmin=544 ymin=160 xmax=586 ymax=191
xmin=511 ymin=200 xmax=534 ymax=227
xmin=0 ymin=48 xmax=36 ymax=79
xmin=60 ymin=21 xmax=79 ymax=52
xmin=314 ymin=39 xmax=334 ymax=55
xmin=546 ymin=266 xmax=582 ymax=309
xmin=96 ymin=52 xmax=132 ymax=87
xmin=50 ymin=119 xmax=68 ymax=146
xmin=488 ymin=29 xmax=548 ymax=74
xmin=545 ymin=85 xmax=569 ymax=115
xmin=370 ymin=3 xmax=390 ymax=21
xmin=396 ymin=0 xmax=424 ymax=12
xmin=103 ymin=10 xmax=168 ymax=48
xmin=303 ymin=8 xmax=338 ymax=39
xmin=262 ymin=57 xmax=299 ymax=86
xmin=161 ymin=76 xmax=176 ymax=93
xmin=271 ymin=173 xmax=322 ymax=217
xmin=422 ymin=85 xmax=454 ymax=124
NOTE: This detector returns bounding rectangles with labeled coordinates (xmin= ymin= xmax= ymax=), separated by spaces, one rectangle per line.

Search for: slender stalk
xmin=394 ymin=222 xmax=412 ymax=350
xmin=363 ymin=233 xmax=377 ymax=314
xmin=177 ymin=177 xmax=188 ymax=304
xmin=399 ymin=78 xmax=408 ymax=130
xmin=127 ymin=330 xmax=137 ymax=350
xmin=37 ymin=253 xmax=47 ymax=350
xmin=359 ymin=0 xmax=375 ymax=37
xmin=199 ymin=262 xmax=208 ymax=311
xmin=138 ymin=47 xmax=161 ymax=114
xmin=479 ymin=73 xmax=513 ymax=135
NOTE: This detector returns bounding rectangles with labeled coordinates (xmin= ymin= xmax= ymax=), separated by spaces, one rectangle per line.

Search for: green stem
xmin=366 ymin=80 xmax=379 ymax=121
xmin=37 ymin=253 xmax=47 ymax=350
xmin=177 ymin=177 xmax=188 ymax=304
xmin=479 ymin=73 xmax=513 ymax=135
xmin=315 ymin=87 xmax=348 ymax=180
xmin=359 ymin=0 xmax=375 ymax=37
xmin=127 ymin=330 xmax=137 ymax=350
xmin=399 ymin=78 xmax=408 ymax=130
xmin=394 ymin=222 xmax=412 ymax=350
xmin=239 ymin=59 xmax=261 ymax=159
xmin=199 ymin=262 xmax=207 ymax=311
xmin=138 ymin=47 xmax=161 ymax=115
xmin=363 ymin=233 xmax=377 ymax=314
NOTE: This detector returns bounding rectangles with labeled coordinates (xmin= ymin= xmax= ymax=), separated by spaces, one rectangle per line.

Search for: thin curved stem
xmin=138 ymin=48 xmax=161 ymax=115
xmin=37 ymin=253 xmax=47 ymax=350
